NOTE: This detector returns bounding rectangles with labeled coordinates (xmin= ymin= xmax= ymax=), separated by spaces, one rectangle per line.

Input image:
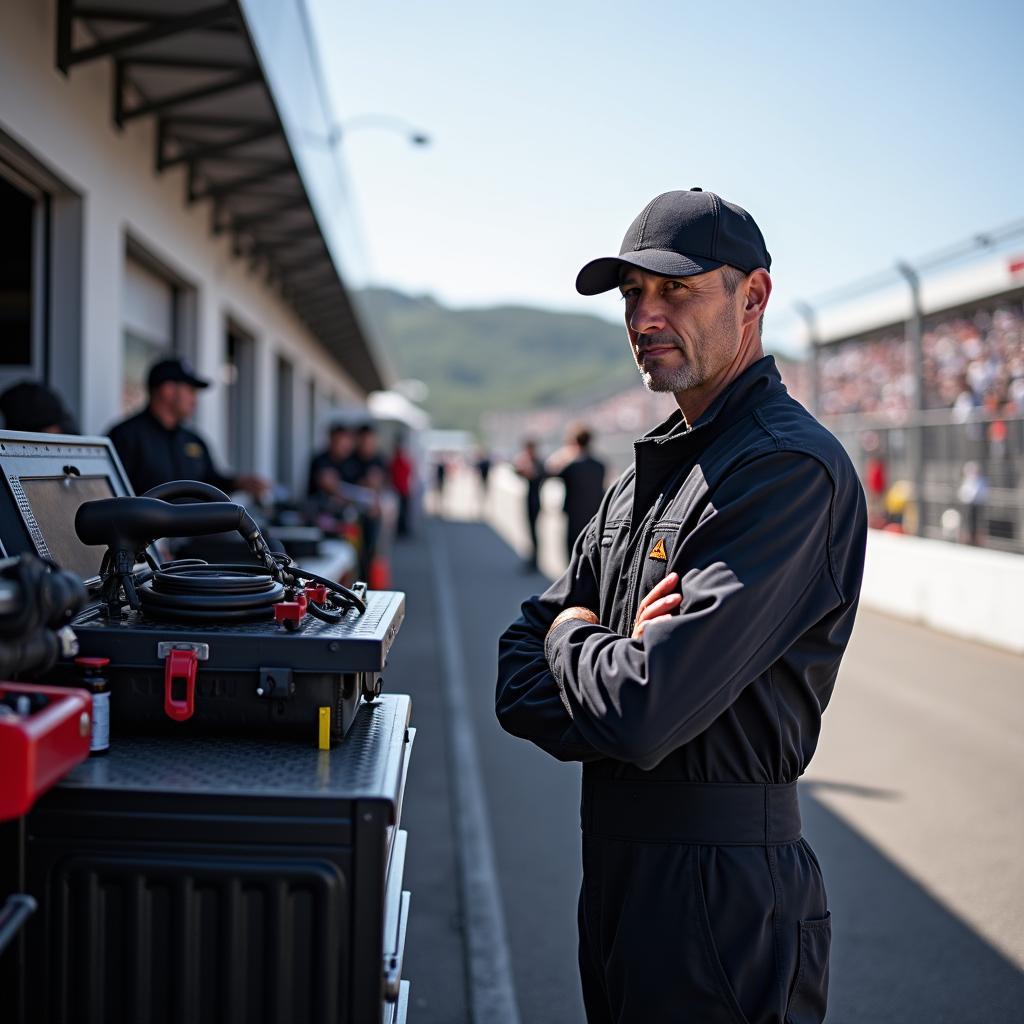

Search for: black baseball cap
xmin=576 ymin=188 xmax=771 ymax=295
xmin=147 ymin=357 xmax=210 ymax=392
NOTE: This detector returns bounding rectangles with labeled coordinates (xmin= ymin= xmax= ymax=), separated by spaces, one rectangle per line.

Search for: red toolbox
xmin=0 ymin=682 xmax=92 ymax=821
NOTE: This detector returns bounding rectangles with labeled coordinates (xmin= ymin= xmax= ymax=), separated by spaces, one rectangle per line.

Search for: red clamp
xmin=304 ymin=583 xmax=328 ymax=605
xmin=274 ymin=591 xmax=308 ymax=631
xmin=163 ymin=648 xmax=198 ymax=722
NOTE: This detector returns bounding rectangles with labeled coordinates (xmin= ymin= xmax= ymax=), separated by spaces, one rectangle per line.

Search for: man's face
xmin=618 ymin=266 xmax=742 ymax=395
xmin=329 ymin=430 xmax=354 ymax=458
xmin=171 ymin=382 xmax=199 ymax=422
xmin=357 ymin=431 xmax=377 ymax=457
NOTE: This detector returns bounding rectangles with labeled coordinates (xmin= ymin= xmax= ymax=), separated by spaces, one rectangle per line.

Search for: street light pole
xmin=896 ymin=260 xmax=926 ymax=537
xmin=793 ymin=300 xmax=820 ymax=417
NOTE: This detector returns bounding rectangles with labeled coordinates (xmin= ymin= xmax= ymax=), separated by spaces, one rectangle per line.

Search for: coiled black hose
xmin=136 ymin=556 xmax=365 ymax=624
xmin=138 ymin=560 xmax=286 ymax=623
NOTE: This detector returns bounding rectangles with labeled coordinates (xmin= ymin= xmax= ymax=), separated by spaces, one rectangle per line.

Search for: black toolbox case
xmin=50 ymin=588 xmax=404 ymax=743
xmin=8 ymin=693 xmax=414 ymax=1024
xmin=0 ymin=432 xmax=404 ymax=744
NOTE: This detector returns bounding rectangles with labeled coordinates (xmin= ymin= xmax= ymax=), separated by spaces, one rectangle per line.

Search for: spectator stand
xmin=799 ymin=224 xmax=1024 ymax=555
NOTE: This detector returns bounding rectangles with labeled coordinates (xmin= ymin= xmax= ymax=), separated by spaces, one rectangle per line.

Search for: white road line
xmin=429 ymin=521 xmax=522 ymax=1024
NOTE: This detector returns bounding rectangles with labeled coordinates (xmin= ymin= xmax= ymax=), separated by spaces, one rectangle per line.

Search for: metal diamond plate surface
xmin=58 ymin=694 xmax=411 ymax=801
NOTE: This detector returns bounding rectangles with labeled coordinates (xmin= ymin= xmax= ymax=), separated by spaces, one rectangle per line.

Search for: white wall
xmin=0 ymin=0 xmax=363 ymax=491
xmin=860 ymin=530 xmax=1024 ymax=654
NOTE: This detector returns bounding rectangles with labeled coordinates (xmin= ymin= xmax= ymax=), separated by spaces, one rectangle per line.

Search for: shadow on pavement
xmin=387 ymin=517 xmax=1024 ymax=1024
xmin=801 ymin=790 xmax=1024 ymax=1023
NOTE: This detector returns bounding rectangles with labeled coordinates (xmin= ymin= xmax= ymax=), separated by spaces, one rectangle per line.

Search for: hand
xmin=632 ymin=572 xmax=681 ymax=640
xmin=548 ymin=605 xmax=599 ymax=636
xmin=237 ymin=474 xmax=272 ymax=500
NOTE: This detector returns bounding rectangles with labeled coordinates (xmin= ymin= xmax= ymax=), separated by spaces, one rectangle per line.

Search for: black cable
xmin=273 ymin=553 xmax=367 ymax=617
xmin=134 ymin=556 xmax=366 ymax=625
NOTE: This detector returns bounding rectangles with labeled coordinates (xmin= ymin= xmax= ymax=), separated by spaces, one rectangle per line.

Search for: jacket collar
xmin=636 ymin=354 xmax=785 ymax=451
xmin=627 ymin=356 xmax=786 ymax=526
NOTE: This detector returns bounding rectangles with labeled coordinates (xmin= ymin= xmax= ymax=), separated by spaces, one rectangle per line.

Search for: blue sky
xmin=307 ymin=0 xmax=1024 ymax=352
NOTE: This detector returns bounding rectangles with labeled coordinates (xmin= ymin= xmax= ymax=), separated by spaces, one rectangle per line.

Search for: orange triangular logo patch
xmin=649 ymin=538 xmax=667 ymax=561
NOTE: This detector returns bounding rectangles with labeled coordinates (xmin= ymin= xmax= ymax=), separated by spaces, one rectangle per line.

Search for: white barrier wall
xmin=860 ymin=530 xmax=1024 ymax=654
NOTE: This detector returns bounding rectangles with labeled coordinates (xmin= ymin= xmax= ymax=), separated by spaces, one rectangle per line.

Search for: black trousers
xmin=578 ymin=780 xmax=831 ymax=1024
xmin=525 ymin=499 xmax=541 ymax=566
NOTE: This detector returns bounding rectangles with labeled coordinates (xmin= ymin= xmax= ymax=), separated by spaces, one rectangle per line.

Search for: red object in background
xmin=390 ymin=449 xmax=413 ymax=497
xmin=865 ymin=457 xmax=887 ymax=497
xmin=1008 ymin=257 xmax=1024 ymax=276
xmin=368 ymin=555 xmax=391 ymax=590
xmin=340 ymin=520 xmax=362 ymax=546
xmin=0 ymin=682 xmax=92 ymax=821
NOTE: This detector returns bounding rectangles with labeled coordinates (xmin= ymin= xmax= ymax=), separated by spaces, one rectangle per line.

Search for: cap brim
xmin=575 ymin=250 xmax=723 ymax=295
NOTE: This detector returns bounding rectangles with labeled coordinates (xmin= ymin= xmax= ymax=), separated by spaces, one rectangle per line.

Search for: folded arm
xmin=541 ymin=453 xmax=843 ymax=770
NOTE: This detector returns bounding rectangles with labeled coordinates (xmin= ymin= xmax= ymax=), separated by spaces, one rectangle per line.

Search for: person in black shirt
xmin=108 ymin=357 xmax=267 ymax=498
xmin=307 ymin=423 xmax=362 ymax=501
xmin=352 ymin=424 xmax=386 ymax=580
xmin=546 ymin=425 xmax=607 ymax=562
xmin=513 ymin=438 xmax=546 ymax=572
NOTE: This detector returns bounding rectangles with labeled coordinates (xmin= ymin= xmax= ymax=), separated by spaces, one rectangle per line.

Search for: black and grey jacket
xmin=496 ymin=356 xmax=867 ymax=781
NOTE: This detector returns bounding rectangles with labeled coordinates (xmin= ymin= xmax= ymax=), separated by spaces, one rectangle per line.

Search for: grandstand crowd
xmin=818 ymin=299 xmax=1024 ymax=420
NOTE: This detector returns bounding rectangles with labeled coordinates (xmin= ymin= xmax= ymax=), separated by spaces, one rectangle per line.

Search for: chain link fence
xmin=825 ymin=409 xmax=1023 ymax=553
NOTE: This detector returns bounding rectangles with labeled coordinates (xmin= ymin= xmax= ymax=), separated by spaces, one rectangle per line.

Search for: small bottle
xmin=75 ymin=656 xmax=111 ymax=755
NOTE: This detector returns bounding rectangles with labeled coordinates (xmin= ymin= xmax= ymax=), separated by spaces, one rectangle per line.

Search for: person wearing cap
xmin=496 ymin=189 xmax=866 ymax=1023
xmin=108 ymin=357 xmax=268 ymax=498
xmin=0 ymin=381 xmax=78 ymax=434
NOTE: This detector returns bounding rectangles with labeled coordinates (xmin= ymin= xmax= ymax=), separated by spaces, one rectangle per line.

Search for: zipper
xmin=620 ymin=505 xmax=656 ymax=633
xmin=622 ymin=460 xmax=693 ymax=634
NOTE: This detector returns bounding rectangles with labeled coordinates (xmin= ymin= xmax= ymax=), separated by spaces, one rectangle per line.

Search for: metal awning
xmin=56 ymin=0 xmax=388 ymax=394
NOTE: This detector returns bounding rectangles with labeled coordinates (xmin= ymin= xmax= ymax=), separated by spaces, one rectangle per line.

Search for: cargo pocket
xmin=786 ymin=913 xmax=831 ymax=1024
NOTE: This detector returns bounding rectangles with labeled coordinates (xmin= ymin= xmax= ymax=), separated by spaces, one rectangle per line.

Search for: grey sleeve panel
xmin=545 ymin=452 xmax=843 ymax=770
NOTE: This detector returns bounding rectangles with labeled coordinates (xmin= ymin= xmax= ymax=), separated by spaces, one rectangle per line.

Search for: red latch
xmin=74 ymin=656 xmax=111 ymax=670
xmin=163 ymin=648 xmax=198 ymax=722
xmin=304 ymin=583 xmax=328 ymax=605
xmin=274 ymin=591 xmax=308 ymax=631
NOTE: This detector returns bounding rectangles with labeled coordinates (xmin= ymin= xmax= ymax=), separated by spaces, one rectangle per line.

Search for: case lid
xmin=0 ymin=431 xmax=154 ymax=587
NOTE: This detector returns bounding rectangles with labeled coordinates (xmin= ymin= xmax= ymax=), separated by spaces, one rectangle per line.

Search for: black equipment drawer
xmin=11 ymin=694 xmax=413 ymax=1024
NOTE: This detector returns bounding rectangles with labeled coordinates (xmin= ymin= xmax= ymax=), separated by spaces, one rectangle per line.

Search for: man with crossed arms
xmin=497 ymin=188 xmax=866 ymax=1023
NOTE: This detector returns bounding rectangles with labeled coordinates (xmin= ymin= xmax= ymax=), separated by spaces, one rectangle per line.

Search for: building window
xmin=275 ymin=354 xmax=294 ymax=489
xmin=226 ymin=322 xmax=256 ymax=472
xmin=121 ymin=255 xmax=176 ymax=414
xmin=307 ymin=375 xmax=318 ymax=456
xmin=0 ymin=167 xmax=44 ymax=389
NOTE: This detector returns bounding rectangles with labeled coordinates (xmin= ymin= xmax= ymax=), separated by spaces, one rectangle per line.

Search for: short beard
xmin=639 ymin=360 xmax=703 ymax=393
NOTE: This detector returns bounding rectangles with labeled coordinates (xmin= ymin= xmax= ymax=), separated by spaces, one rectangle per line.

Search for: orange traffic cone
xmin=368 ymin=555 xmax=391 ymax=590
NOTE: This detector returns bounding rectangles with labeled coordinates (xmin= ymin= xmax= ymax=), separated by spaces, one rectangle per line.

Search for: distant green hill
xmin=358 ymin=287 xmax=637 ymax=432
